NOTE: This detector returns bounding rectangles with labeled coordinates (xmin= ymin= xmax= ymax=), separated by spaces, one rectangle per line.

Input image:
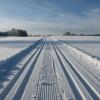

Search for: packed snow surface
xmin=56 ymin=36 xmax=100 ymax=59
xmin=0 ymin=36 xmax=100 ymax=100
xmin=0 ymin=37 xmax=41 ymax=60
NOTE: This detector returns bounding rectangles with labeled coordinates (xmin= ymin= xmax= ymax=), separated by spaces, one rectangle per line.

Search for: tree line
xmin=63 ymin=32 xmax=100 ymax=36
xmin=0 ymin=28 xmax=28 ymax=37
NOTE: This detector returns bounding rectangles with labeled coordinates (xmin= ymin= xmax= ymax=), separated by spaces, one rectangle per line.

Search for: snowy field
xmin=0 ymin=37 xmax=41 ymax=60
xmin=56 ymin=36 xmax=100 ymax=59
xmin=0 ymin=36 xmax=100 ymax=100
xmin=1 ymin=36 xmax=99 ymax=60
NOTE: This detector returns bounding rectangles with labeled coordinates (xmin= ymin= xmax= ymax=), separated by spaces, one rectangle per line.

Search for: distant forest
xmin=0 ymin=28 xmax=28 ymax=37
xmin=63 ymin=32 xmax=100 ymax=36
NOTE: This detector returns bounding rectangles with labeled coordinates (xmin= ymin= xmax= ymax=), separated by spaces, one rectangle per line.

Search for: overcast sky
xmin=0 ymin=0 xmax=100 ymax=34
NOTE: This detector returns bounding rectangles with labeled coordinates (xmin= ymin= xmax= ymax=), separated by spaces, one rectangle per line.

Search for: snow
xmin=0 ymin=37 xmax=42 ymax=94
xmin=65 ymin=44 xmax=100 ymax=67
xmin=56 ymin=42 xmax=100 ymax=99
xmin=0 ymin=37 xmax=41 ymax=60
xmin=57 ymin=36 xmax=100 ymax=58
xmin=0 ymin=36 xmax=42 ymax=41
xmin=54 ymin=36 xmax=100 ymax=41
xmin=52 ymin=36 xmax=100 ymax=79
xmin=69 ymin=45 xmax=100 ymax=59
xmin=0 ymin=36 xmax=100 ymax=100
xmin=54 ymin=36 xmax=100 ymax=63
xmin=0 ymin=47 xmax=24 ymax=60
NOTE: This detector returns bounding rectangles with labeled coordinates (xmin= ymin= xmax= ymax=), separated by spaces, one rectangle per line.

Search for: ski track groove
xmin=52 ymin=39 xmax=100 ymax=100
xmin=0 ymin=38 xmax=44 ymax=100
xmin=0 ymin=37 xmax=100 ymax=100
xmin=12 ymin=42 xmax=44 ymax=100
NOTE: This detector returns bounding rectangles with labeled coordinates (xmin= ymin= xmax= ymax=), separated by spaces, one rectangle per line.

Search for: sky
xmin=0 ymin=0 xmax=100 ymax=35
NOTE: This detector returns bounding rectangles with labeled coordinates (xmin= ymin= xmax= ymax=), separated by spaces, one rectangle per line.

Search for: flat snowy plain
xmin=0 ymin=36 xmax=100 ymax=100
xmin=56 ymin=36 xmax=100 ymax=58
xmin=0 ymin=37 xmax=41 ymax=60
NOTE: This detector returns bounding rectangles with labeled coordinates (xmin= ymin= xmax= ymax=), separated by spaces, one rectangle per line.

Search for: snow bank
xmin=0 ymin=36 xmax=42 ymax=41
xmin=0 ymin=37 xmax=42 ymax=60
xmin=52 ymin=36 xmax=100 ymax=68
xmin=55 ymin=36 xmax=100 ymax=41
xmin=64 ymin=44 xmax=100 ymax=68
xmin=0 ymin=47 xmax=24 ymax=61
xmin=0 ymin=39 xmax=42 ymax=72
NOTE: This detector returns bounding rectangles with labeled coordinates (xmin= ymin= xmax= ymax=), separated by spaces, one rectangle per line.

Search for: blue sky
xmin=0 ymin=0 xmax=100 ymax=34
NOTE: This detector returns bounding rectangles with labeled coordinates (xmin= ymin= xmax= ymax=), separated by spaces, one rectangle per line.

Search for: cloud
xmin=0 ymin=9 xmax=100 ymax=35
xmin=0 ymin=0 xmax=100 ymax=35
xmin=76 ymin=8 xmax=100 ymax=33
xmin=0 ymin=18 xmax=67 ymax=34
xmin=83 ymin=8 xmax=100 ymax=16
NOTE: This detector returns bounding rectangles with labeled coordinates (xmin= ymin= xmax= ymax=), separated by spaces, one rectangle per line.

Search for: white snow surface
xmin=55 ymin=36 xmax=100 ymax=58
xmin=0 ymin=37 xmax=41 ymax=60
xmin=0 ymin=36 xmax=100 ymax=100
xmin=54 ymin=36 xmax=100 ymax=41
xmin=52 ymin=36 xmax=100 ymax=76
xmin=65 ymin=44 xmax=100 ymax=68
xmin=0 ymin=36 xmax=41 ymax=41
xmin=0 ymin=47 xmax=24 ymax=60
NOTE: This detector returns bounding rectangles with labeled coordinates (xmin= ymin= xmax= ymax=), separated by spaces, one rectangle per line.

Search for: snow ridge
xmin=64 ymin=44 xmax=100 ymax=68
